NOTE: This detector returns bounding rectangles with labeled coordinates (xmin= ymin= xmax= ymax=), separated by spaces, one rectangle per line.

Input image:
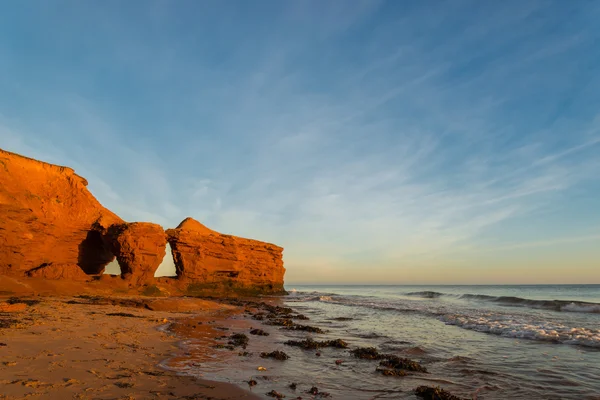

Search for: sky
xmin=1 ymin=1 xmax=599 ymax=284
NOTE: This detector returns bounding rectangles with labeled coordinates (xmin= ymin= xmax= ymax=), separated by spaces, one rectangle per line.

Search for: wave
xmin=404 ymin=291 xmax=600 ymax=314
xmin=440 ymin=314 xmax=600 ymax=348
xmin=311 ymin=294 xmax=438 ymax=316
xmin=405 ymin=291 xmax=445 ymax=298
xmin=459 ymin=294 xmax=600 ymax=314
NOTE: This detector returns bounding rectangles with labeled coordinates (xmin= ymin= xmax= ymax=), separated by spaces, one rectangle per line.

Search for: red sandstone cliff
xmin=0 ymin=148 xmax=286 ymax=295
xmin=106 ymin=222 xmax=167 ymax=286
xmin=0 ymin=149 xmax=123 ymax=279
xmin=166 ymin=218 xmax=285 ymax=294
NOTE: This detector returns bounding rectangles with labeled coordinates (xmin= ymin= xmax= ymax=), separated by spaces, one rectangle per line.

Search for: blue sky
xmin=1 ymin=1 xmax=599 ymax=284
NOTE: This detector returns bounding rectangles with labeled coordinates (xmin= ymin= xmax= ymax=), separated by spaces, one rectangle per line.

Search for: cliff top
xmin=176 ymin=217 xmax=217 ymax=234
xmin=0 ymin=148 xmax=88 ymax=186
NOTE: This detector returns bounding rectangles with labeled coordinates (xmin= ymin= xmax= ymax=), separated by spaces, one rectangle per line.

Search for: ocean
xmin=167 ymin=285 xmax=600 ymax=399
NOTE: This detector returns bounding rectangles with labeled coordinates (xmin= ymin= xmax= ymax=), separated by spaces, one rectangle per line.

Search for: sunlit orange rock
xmin=166 ymin=218 xmax=285 ymax=294
xmin=0 ymin=148 xmax=286 ymax=296
xmin=0 ymin=149 xmax=123 ymax=278
xmin=106 ymin=222 xmax=167 ymax=286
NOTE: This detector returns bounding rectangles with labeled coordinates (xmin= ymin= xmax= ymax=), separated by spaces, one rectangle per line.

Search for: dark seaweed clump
xmin=414 ymin=386 xmax=466 ymax=400
xmin=350 ymin=347 xmax=427 ymax=373
xmin=250 ymin=328 xmax=270 ymax=336
xmin=284 ymin=338 xmax=348 ymax=350
xmin=213 ymin=344 xmax=235 ymax=350
xmin=376 ymin=367 xmax=407 ymax=377
xmin=7 ymin=297 xmax=41 ymax=306
xmin=266 ymin=389 xmax=285 ymax=398
xmin=350 ymin=347 xmax=384 ymax=360
xmin=282 ymin=324 xmax=324 ymax=333
xmin=106 ymin=312 xmax=143 ymax=318
xmin=262 ymin=304 xmax=293 ymax=315
xmin=228 ymin=333 xmax=249 ymax=349
xmin=260 ymin=350 xmax=289 ymax=360
xmin=380 ymin=356 xmax=428 ymax=373
xmin=0 ymin=318 xmax=19 ymax=329
xmin=266 ymin=318 xmax=295 ymax=327
xmin=307 ymin=386 xmax=331 ymax=397
xmin=252 ymin=313 xmax=265 ymax=321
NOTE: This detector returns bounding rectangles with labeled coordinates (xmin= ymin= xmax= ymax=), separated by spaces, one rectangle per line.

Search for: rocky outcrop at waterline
xmin=0 ymin=148 xmax=285 ymax=296
xmin=166 ymin=218 xmax=286 ymax=294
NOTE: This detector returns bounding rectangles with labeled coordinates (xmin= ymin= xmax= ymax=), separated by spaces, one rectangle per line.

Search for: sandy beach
xmin=0 ymin=296 xmax=261 ymax=400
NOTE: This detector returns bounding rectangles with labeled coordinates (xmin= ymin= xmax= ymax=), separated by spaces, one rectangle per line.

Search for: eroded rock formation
xmin=167 ymin=218 xmax=285 ymax=294
xmin=0 ymin=148 xmax=286 ymax=295
xmin=0 ymin=149 xmax=123 ymax=279
xmin=106 ymin=222 xmax=167 ymax=286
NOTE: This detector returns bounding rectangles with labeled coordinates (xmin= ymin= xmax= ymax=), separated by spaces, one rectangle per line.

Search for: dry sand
xmin=0 ymin=296 xmax=261 ymax=400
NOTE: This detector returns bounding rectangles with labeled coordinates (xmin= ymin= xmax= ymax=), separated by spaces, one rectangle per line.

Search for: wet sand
xmin=0 ymin=296 xmax=260 ymax=400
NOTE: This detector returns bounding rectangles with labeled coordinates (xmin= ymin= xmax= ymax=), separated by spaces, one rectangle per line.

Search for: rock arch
xmin=106 ymin=222 xmax=167 ymax=286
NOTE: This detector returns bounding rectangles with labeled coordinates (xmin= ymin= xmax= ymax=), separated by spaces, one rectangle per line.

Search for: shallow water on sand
xmin=167 ymin=285 xmax=600 ymax=399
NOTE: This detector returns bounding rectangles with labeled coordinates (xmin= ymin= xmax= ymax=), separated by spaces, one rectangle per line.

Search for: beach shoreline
xmin=0 ymin=295 xmax=261 ymax=400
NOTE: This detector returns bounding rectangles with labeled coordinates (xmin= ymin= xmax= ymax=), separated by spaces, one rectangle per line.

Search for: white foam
xmin=561 ymin=302 xmax=600 ymax=313
xmin=440 ymin=313 xmax=600 ymax=348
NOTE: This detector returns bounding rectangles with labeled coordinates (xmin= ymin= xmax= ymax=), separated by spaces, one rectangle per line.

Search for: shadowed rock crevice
xmin=78 ymin=230 xmax=115 ymax=274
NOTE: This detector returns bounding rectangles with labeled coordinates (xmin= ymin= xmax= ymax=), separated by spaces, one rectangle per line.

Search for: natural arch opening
xmin=154 ymin=243 xmax=177 ymax=277
xmin=78 ymin=230 xmax=114 ymax=274
xmin=103 ymin=258 xmax=122 ymax=275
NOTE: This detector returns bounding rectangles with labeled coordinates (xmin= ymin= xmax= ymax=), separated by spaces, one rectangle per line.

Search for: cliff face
xmin=106 ymin=222 xmax=167 ymax=286
xmin=0 ymin=148 xmax=285 ymax=295
xmin=0 ymin=149 xmax=123 ymax=279
xmin=167 ymin=218 xmax=285 ymax=294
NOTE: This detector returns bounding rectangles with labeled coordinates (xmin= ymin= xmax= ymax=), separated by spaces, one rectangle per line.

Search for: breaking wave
xmin=405 ymin=291 xmax=444 ymax=298
xmin=287 ymin=288 xmax=600 ymax=348
xmin=404 ymin=291 xmax=600 ymax=314
xmin=440 ymin=313 xmax=600 ymax=348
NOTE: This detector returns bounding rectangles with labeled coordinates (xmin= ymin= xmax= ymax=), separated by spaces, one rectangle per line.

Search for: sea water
xmin=169 ymin=285 xmax=600 ymax=399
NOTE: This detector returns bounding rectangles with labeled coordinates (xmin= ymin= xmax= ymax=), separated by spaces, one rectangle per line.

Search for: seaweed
xmin=114 ymin=382 xmax=134 ymax=388
xmin=414 ymin=386 xmax=466 ymax=400
xmin=7 ymin=297 xmax=41 ymax=306
xmin=266 ymin=318 xmax=295 ymax=327
xmin=260 ymin=350 xmax=289 ymax=360
xmin=380 ymin=356 xmax=427 ymax=373
xmin=281 ymin=324 xmax=324 ymax=333
xmin=307 ymin=386 xmax=331 ymax=397
xmin=350 ymin=347 xmax=427 ymax=372
xmin=376 ymin=367 xmax=407 ymax=377
xmin=227 ymin=333 xmax=249 ymax=348
xmin=266 ymin=390 xmax=285 ymax=398
xmin=213 ymin=344 xmax=235 ymax=350
xmin=0 ymin=318 xmax=19 ymax=329
xmin=350 ymin=347 xmax=384 ymax=360
xmin=284 ymin=338 xmax=348 ymax=350
xmin=106 ymin=312 xmax=143 ymax=318
xmin=250 ymin=328 xmax=270 ymax=336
